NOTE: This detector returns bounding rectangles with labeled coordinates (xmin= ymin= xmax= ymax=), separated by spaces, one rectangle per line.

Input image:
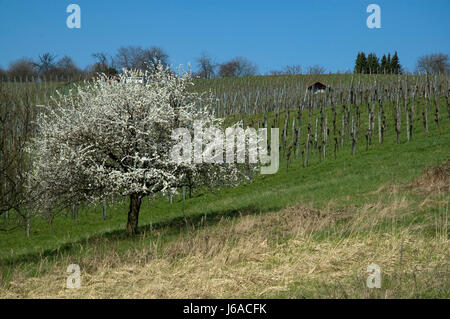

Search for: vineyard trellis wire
xmin=1 ymin=73 xmax=449 ymax=236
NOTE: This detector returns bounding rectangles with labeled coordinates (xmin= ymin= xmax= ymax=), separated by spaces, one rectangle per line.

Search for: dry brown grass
xmin=408 ymin=160 xmax=450 ymax=195
xmin=1 ymin=190 xmax=448 ymax=298
xmin=1 ymin=162 xmax=449 ymax=298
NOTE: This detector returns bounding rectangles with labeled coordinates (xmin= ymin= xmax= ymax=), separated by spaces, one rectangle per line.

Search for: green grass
xmin=1 ymin=108 xmax=448 ymax=260
xmin=2 ymin=107 xmax=448 ymax=258
xmin=0 ymin=76 xmax=449 ymax=298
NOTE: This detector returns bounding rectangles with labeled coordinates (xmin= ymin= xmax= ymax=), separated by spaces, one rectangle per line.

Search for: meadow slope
xmin=0 ymin=75 xmax=449 ymax=298
xmin=1 ymin=127 xmax=448 ymax=298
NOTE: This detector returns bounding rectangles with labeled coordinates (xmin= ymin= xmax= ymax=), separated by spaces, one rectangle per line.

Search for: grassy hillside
xmin=0 ymin=75 xmax=449 ymax=298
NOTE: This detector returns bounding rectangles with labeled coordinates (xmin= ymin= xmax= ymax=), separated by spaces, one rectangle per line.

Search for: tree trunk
xmin=126 ymin=194 xmax=142 ymax=236
xmin=102 ymin=198 xmax=107 ymax=220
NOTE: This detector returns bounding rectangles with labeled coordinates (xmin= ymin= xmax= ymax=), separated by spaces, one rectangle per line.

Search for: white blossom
xmin=28 ymin=64 xmax=251 ymax=228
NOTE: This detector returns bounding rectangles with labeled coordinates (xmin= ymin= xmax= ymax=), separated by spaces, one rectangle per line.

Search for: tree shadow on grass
xmin=0 ymin=203 xmax=276 ymax=269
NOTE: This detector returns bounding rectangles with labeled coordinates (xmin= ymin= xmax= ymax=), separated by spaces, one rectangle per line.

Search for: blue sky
xmin=0 ymin=0 xmax=449 ymax=73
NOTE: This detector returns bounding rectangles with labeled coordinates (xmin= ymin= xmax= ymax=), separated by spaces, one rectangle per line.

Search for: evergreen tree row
xmin=354 ymin=52 xmax=401 ymax=74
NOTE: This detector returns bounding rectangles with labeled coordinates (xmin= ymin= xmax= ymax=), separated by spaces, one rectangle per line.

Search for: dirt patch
xmin=409 ymin=160 xmax=450 ymax=195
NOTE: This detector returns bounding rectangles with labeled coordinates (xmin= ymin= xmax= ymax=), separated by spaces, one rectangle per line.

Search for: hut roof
xmin=307 ymin=81 xmax=328 ymax=89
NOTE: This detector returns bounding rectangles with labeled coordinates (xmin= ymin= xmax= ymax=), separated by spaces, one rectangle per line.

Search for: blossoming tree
xmin=28 ymin=65 xmax=250 ymax=235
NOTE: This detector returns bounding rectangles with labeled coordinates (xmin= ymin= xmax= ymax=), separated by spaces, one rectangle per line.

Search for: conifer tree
xmin=354 ymin=52 xmax=368 ymax=74
xmin=361 ymin=52 xmax=368 ymax=74
xmin=354 ymin=52 xmax=362 ymax=73
xmin=391 ymin=51 xmax=401 ymax=74
xmin=380 ymin=54 xmax=387 ymax=74
xmin=367 ymin=53 xmax=380 ymax=74
xmin=387 ymin=53 xmax=392 ymax=74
